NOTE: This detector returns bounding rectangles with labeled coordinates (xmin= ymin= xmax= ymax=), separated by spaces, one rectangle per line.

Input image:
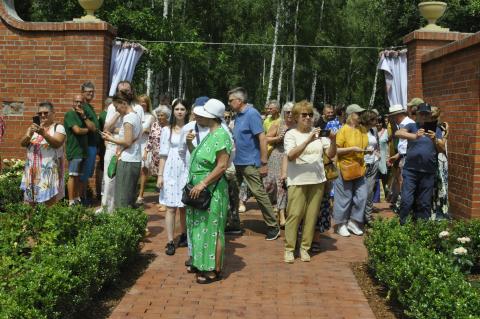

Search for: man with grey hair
xmin=228 ymin=87 xmax=280 ymax=241
xmin=263 ymin=100 xmax=281 ymax=133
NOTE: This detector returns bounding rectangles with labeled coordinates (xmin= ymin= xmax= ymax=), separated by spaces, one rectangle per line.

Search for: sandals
xmin=186 ymin=265 xmax=199 ymax=273
xmin=196 ymin=270 xmax=222 ymax=284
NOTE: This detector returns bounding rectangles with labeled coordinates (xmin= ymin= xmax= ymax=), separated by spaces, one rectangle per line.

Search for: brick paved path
xmin=109 ymin=195 xmax=377 ymax=319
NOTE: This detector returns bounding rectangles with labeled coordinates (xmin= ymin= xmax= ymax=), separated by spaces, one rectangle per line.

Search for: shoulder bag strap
xmin=195 ymin=123 xmax=201 ymax=145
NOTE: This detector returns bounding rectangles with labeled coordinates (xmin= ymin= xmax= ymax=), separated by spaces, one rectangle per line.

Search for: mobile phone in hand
xmin=32 ymin=116 xmax=41 ymax=126
xmin=319 ymin=129 xmax=331 ymax=138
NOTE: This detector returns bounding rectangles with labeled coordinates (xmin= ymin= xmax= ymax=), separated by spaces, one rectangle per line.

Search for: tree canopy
xmin=15 ymin=0 xmax=480 ymax=112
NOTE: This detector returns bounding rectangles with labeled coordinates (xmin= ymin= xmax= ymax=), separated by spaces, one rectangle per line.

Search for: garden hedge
xmin=0 ymin=204 xmax=147 ymax=319
xmin=365 ymin=218 xmax=480 ymax=319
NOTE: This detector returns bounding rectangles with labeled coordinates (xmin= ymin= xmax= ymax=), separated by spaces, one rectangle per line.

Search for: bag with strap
xmin=323 ymin=154 xmax=339 ymax=181
xmin=339 ymin=160 xmax=365 ymax=181
xmin=181 ymin=132 xmax=222 ymax=210
xmin=107 ymin=127 xmax=141 ymax=179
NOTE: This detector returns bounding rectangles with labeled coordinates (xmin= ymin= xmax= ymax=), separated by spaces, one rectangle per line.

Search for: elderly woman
xmin=264 ymin=102 xmax=296 ymax=227
xmin=136 ymin=95 xmax=155 ymax=205
xmin=431 ymin=106 xmax=449 ymax=220
xmin=101 ymin=91 xmax=142 ymax=209
xmin=283 ymin=100 xmax=336 ymax=263
xmin=20 ymin=102 xmax=66 ymax=206
xmin=333 ymin=104 xmax=369 ymax=237
xmin=185 ymin=99 xmax=232 ymax=284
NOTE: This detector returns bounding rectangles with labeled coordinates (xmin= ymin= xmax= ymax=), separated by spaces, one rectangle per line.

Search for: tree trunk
xmin=291 ymin=0 xmax=300 ymax=102
xmin=178 ymin=60 xmax=184 ymax=99
xmin=266 ymin=0 xmax=282 ymax=104
xmin=262 ymin=58 xmax=266 ymax=87
xmin=163 ymin=0 xmax=169 ymax=19
xmin=146 ymin=67 xmax=152 ymax=96
xmin=276 ymin=48 xmax=284 ymax=103
xmin=310 ymin=70 xmax=317 ymax=104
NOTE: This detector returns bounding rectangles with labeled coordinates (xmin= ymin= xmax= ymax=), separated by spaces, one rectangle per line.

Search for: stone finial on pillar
xmin=418 ymin=1 xmax=449 ymax=32
xmin=75 ymin=0 xmax=104 ymax=22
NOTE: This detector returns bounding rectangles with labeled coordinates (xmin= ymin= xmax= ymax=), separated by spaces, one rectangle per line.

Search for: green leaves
xmin=0 ymin=204 xmax=147 ymax=319
xmin=365 ymin=218 xmax=480 ymax=318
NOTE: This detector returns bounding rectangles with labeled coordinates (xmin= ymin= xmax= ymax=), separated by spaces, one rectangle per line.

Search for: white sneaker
xmin=336 ymin=224 xmax=351 ymax=237
xmin=284 ymin=251 xmax=294 ymax=263
xmin=238 ymin=203 xmax=246 ymax=213
xmin=300 ymin=249 xmax=311 ymax=262
xmin=347 ymin=220 xmax=364 ymax=236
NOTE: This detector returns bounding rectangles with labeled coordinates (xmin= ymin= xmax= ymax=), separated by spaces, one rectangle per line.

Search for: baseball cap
xmin=346 ymin=104 xmax=365 ymax=115
xmin=407 ymin=98 xmax=424 ymax=107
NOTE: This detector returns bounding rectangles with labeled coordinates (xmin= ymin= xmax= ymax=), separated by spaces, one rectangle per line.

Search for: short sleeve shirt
xmin=284 ymin=128 xmax=331 ymax=185
xmin=64 ymin=110 xmax=88 ymax=160
xmin=336 ymin=124 xmax=369 ymax=169
xmin=397 ymin=116 xmax=415 ymax=155
xmin=82 ymin=103 xmax=99 ymax=146
xmin=119 ymin=112 xmax=142 ymax=162
xmin=233 ymin=106 xmax=264 ymax=167
xmin=403 ymin=123 xmax=442 ymax=173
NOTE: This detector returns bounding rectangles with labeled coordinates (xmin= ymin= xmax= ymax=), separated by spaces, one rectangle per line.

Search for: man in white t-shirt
xmin=100 ymin=81 xmax=144 ymax=212
xmin=388 ymin=104 xmax=415 ymax=212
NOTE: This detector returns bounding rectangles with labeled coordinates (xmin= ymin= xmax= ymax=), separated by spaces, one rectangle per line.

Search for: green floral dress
xmin=186 ymin=127 xmax=232 ymax=272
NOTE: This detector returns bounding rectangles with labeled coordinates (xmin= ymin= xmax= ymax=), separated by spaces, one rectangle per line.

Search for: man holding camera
xmin=395 ymin=103 xmax=445 ymax=224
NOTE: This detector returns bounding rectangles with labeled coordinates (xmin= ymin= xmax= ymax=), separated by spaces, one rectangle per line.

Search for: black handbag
xmin=181 ymin=180 xmax=221 ymax=210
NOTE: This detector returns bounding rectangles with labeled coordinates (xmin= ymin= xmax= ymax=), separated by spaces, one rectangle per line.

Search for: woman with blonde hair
xmin=333 ymin=104 xmax=369 ymax=237
xmin=264 ymin=101 xmax=296 ymax=227
xmin=283 ymin=100 xmax=337 ymax=263
xmin=136 ymin=94 xmax=155 ymax=205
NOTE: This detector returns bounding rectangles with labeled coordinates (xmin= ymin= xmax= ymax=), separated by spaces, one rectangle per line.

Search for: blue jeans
xmin=333 ymin=175 xmax=368 ymax=225
xmin=399 ymin=169 xmax=435 ymax=224
xmin=80 ymin=146 xmax=97 ymax=183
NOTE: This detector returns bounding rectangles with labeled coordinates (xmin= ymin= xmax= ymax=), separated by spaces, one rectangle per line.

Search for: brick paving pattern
xmin=109 ymin=195 xmax=380 ymax=319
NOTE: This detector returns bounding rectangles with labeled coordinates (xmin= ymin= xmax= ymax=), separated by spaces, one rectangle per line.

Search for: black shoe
xmin=177 ymin=233 xmax=188 ymax=247
xmin=185 ymin=257 xmax=192 ymax=267
xmin=225 ymin=226 xmax=243 ymax=235
xmin=265 ymin=227 xmax=281 ymax=241
xmin=165 ymin=241 xmax=176 ymax=255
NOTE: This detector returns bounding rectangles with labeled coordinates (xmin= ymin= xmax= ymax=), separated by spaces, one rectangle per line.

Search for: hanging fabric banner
xmin=378 ymin=49 xmax=408 ymax=108
xmin=109 ymin=41 xmax=145 ymax=96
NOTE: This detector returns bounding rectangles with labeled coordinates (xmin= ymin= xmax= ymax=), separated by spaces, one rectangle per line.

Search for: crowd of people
xmin=18 ymin=81 xmax=450 ymax=282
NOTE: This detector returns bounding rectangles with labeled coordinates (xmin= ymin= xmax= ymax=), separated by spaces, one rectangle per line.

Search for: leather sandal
xmin=196 ymin=271 xmax=221 ymax=284
xmin=187 ymin=265 xmax=198 ymax=273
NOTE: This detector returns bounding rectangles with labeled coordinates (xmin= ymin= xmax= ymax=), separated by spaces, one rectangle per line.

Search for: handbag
xmin=323 ymin=154 xmax=339 ymax=181
xmin=106 ymin=129 xmax=141 ymax=179
xmin=181 ymin=179 xmax=221 ymax=210
xmin=339 ymin=160 xmax=365 ymax=181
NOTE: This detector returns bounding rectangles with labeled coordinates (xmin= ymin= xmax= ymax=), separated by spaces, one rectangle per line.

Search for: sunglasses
xmin=224 ymin=116 xmax=231 ymax=120
xmin=285 ymin=111 xmax=292 ymax=115
xmin=301 ymin=113 xmax=314 ymax=118
xmin=37 ymin=111 xmax=50 ymax=116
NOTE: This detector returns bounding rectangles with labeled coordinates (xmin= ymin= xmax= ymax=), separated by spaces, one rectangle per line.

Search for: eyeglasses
xmin=83 ymin=90 xmax=94 ymax=94
xmin=228 ymin=98 xmax=239 ymax=103
xmin=301 ymin=113 xmax=314 ymax=118
xmin=285 ymin=111 xmax=292 ymax=115
xmin=37 ymin=111 xmax=49 ymax=116
xmin=74 ymin=100 xmax=83 ymax=104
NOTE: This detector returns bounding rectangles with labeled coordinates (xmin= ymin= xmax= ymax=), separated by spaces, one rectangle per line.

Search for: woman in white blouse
xmin=136 ymin=94 xmax=155 ymax=205
xmin=283 ymin=100 xmax=336 ymax=263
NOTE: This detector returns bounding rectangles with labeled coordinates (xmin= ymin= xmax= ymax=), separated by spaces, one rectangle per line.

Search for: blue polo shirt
xmin=403 ymin=123 xmax=442 ymax=173
xmin=233 ymin=105 xmax=263 ymax=167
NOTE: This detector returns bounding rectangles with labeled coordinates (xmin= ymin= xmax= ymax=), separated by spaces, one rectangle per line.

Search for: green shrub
xmin=365 ymin=218 xmax=480 ymax=319
xmin=0 ymin=204 xmax=147 ymax=319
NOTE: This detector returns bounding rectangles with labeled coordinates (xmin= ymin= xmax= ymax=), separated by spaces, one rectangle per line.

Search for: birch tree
xmin=290 ymin=0 xmax=299 ymax=102
xmin=266 ymin=0 xmax=282 ymax=104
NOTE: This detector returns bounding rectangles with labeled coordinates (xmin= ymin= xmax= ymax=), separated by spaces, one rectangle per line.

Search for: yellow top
xmin=336 ymin=124 xmax=369 ymax=168
xmin=263 ymin=116 xmax=281 ymax=133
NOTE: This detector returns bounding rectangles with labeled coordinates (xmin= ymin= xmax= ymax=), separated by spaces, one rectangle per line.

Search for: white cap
xmin=193 ymin=98 xmax=225 ymax=119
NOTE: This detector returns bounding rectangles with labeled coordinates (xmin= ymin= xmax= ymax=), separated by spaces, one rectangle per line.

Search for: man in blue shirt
xmin=395 ymin=103 xmax=446 ymax=224
xmin=229 ymin=87 xmax=280 ymax=240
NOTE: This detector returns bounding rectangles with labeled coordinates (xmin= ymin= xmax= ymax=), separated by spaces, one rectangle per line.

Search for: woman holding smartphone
xmin=20 ymin=102 xmax=66 ymax=206
xmin=283 ymin=100 xmax=336 ymax=263
xmin=333 ymin=104 xmax=369 ymax=237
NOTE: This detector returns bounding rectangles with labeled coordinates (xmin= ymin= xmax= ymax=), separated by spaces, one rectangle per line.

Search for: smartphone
xmin=32 ymin=115 xmax=41 ymax=126
xmin=319 ymin=129 xmax=331 ymax=138
xmin=421 ymin=121 xmax=438 ymax=132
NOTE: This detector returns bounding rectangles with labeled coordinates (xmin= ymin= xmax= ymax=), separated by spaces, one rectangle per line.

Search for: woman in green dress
xmin=186 ymin=99 xmax=233 ymax=284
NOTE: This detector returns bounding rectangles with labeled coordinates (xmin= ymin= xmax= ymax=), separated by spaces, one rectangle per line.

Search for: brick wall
xmin=0 ymin=1 xmax=116 ymax=159
xmin=405 ymin=30 xmax=480 ymax=219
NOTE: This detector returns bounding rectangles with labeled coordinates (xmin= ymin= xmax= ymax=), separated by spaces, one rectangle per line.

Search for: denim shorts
xmin=80 ymin=146 xmax=97 ymax=182
xmin=68 ymin=158 xmax=84 ymax=176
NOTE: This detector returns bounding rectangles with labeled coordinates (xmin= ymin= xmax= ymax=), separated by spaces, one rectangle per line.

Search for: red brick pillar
xmin=0 ymin=1 xmax=117 ymax=159
xmin=403 ymin=31 xmax=471 ymax=101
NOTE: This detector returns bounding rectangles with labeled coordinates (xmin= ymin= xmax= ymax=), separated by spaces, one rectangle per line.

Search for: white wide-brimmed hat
xmin=388 ymin=104 xmax=407 ymax=115
xmin=193 ymin=98 xmax=225 ymax=119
